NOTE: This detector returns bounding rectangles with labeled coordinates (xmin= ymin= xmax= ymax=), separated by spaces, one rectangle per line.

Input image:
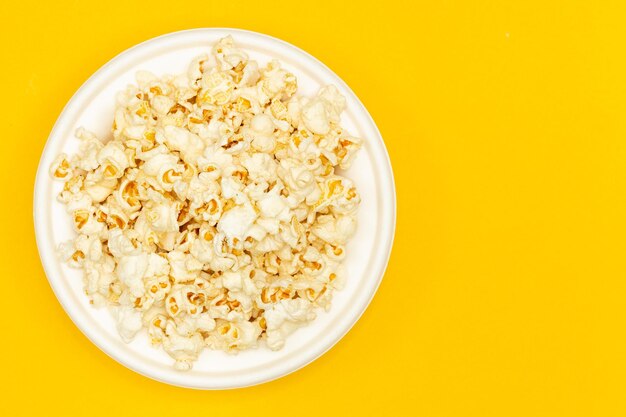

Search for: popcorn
xmin=213 ymin=35 xmax=248 ymax=71
xmin=264 ymin=299 xmax=316 ymax=350
xmin=209 ymin=319 xmax=261 ymax=351
xmin=160 ymin=125 xmax=204 ymax=164
xmin=52 ymin=36 xmax=361 ymax=370
xmin=144 ymin=199 xmax=179 ymax=233
xmin=167 ymin=250 xmax=201 ymax=283
xmin=75 ymin=128 xmax=103 ymax=171
xmin=217 ymin=202 xmax=257 ymax=243
xmin=50 ymin=153 xmax=73 ymax=180
xmin=97 ymin=142 xmax=130 ymax=180
xmin=150 ymin=94 xmax=175 ymax=115
xmin=162 ymin=322 xmax=204 ymax=371
xmin=113 ymin=305 xmax=143 ymax=343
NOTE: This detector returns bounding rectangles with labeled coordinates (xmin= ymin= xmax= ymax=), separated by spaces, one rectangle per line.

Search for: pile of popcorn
xmin=51 ymin=36 xmax=361 ymax=370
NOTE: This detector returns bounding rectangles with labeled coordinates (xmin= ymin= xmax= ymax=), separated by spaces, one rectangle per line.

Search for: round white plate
xmin=34 ymin=28 xmax=395 ymax=389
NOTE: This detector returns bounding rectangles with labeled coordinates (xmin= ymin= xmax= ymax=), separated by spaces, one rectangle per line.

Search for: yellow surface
xmin=1 ymin=0 xmax=625 ymax=415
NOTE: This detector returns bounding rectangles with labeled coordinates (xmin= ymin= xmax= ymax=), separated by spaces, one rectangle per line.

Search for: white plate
xmin=33 ymin=28 xmax=396 ymax=389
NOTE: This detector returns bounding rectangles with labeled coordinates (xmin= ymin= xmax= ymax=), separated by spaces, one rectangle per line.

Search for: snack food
xmin=51 ymin=36 xmax=361 ymax=370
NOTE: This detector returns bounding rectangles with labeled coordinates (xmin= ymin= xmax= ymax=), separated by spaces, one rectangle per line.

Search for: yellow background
xmin=1 ymin=0 xmax=625 ymax=415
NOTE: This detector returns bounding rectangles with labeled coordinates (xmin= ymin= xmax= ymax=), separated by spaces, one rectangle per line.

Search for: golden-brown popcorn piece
xmin=212 ymin=35 xmax=248 ymax=71
xmin=74 ymin=128 xmax=104 ymax=171
xmin=162 ymin=322 xmax=204 ymax=370
xmin=146 ymin=312 xmax=168 ymax=345
xmin=187 ymin=54 xmax=209 ymax=89
xmin=198 ymin=70 xmax=235 ymax=106
xmin=258 ymin=60 xmax=297 ymax=104
xmin=97 ymin=142 xmax=130 ymax=180
xmin=50 ymin=153 xmax=73 ymax=180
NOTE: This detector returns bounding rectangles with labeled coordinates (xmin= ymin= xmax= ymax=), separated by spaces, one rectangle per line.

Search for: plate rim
xmin=33 ymin=27 xmax=396 ymax=389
